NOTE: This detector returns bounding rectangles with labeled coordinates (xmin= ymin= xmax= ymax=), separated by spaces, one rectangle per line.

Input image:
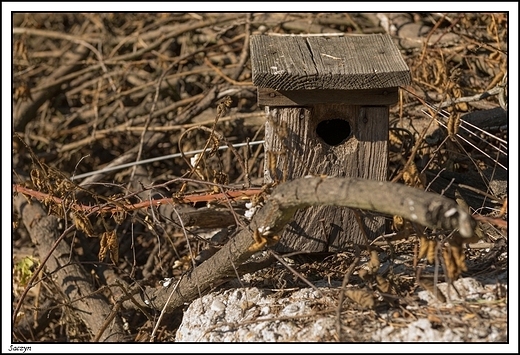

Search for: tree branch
xmin=135 ymin=176 xmax=476 ymax=314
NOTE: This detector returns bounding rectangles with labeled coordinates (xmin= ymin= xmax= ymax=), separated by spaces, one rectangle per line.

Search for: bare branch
xmin=136 ymin=176 xmax=476 ymax=314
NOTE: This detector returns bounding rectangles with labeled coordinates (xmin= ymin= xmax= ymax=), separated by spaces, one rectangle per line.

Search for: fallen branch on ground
xmin=136 ymin=176 xmax=477 ymax=314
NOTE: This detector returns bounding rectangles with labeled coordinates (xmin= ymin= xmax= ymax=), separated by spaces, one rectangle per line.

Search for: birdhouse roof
xmin=251 ymin=34 xmax=411 ymax=91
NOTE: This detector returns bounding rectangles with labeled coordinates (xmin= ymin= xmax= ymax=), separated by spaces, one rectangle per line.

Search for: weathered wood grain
xmin=264 ymin=104 xmax=389 ymax=252
xmin=257 ymin=87 xmax=399 ymax=106
xmin=251 ymin=34 xmax=411 ymax=91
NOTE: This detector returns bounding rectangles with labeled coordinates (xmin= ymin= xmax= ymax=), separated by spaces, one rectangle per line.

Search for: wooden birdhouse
xmin=250 ymin=34 xmax=411 ymax=253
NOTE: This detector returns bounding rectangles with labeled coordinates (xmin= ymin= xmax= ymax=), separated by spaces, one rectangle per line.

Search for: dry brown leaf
xmin=402 ymin=159 xmax=427 ymax=189
xmin=427 ymin=239 xmax=437 ymax=264
xmin=442 ymin=246 xmax=463 ymax=280
xmin=345 ymin=288 xmax=376 ymax=309
xmin=71 ymin=212 xmax=95 ymax=237
xmin=367 ymin=249 xmax=381 ymax=274
xmin=98 ymin=230 xmax=119 ymax=265
xmin=358 ymin=268 xmax=370 ymax=281
xmin=392 ymin=215 xmax=405 ymax=230
xmin=418 ymin=235 xmax=430 ymax=259
xmin=375 ymin=274 xmax=392 ymax=294
xmin=248 ymin=228 xmax=280 ymax=253
xmin=447 ymin=111 xmax=462 ymax=139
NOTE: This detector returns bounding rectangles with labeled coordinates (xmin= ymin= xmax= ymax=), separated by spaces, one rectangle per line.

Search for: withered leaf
xmin=345 ymin=288 xmax=376 ymax=309
xmin=375 ymin=274 xmax=392 ymax=294
xmin=427 ymin=239 xmax=437 ymax=264
xmin=71 ymin=212 xmax=95 ymax=237
xmin=99 ymin=230 xmax=119 ymax=265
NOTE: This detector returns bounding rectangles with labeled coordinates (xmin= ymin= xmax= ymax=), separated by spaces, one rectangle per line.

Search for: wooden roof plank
xmin=251 ymin=34 xmax=411 ymax=91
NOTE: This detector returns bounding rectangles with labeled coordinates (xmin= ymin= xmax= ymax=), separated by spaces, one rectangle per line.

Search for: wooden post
xmin=251 ymin=34 xmax=411 ymax=253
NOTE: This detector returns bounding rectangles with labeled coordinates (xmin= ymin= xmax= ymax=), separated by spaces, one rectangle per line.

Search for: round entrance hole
xmin=316 ymin=119 xmax=351 ymax=146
